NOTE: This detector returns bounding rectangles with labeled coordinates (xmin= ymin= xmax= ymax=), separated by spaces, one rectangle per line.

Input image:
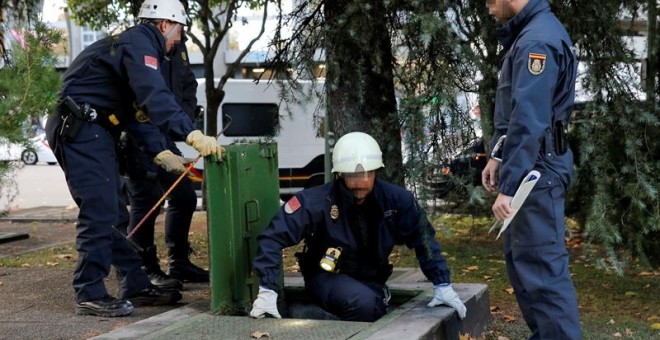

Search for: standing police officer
xmin=249 ymin=132 xmax=466 ymax=322
xmin=482 ymin=0 xmax=581 ymax=338
xmin=45 ymin=0 xmax=222 ymax=317
xmin=122 ymin=0 xmax=208 ymax=291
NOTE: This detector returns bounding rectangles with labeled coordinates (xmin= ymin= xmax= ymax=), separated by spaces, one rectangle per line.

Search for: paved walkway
xmin=0 ymin=206 xmax=489 ymax=339
xmin=0 ymin=206 xmax=211 ymax=340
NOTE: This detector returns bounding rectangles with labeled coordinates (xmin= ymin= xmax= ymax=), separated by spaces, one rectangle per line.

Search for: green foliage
xmin=559 ymin=0 xmax=660 ymax=270
xmin=64 ymin=0 xmax=138 ymax=29
xmin=0 ymin=22 xmax=61 ymax=212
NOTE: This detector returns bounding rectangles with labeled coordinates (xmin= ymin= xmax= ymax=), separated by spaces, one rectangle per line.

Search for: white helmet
xmin=138 ymin=0 xmax=187 ymax=25
xmin=332 ymin=132 xmax=384 ymax=173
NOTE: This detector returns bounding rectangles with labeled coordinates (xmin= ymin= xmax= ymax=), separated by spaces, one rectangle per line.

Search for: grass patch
xmin=2 ymin=212 xmax=658 ymax=338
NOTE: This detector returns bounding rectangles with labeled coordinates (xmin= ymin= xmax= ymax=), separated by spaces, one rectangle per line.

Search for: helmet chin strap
xmin=163 ymin=23 xmax=179 ymax=40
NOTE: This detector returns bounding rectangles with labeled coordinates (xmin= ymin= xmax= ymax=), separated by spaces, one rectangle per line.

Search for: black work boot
xmin=76 ymin=295 xmax=133 ymax=317
xmin=126 ymin=284 xmax=182 ymax=307
xmin=139 ymin=246 xmax=183 ymax=290
xmin=167 ymin=247 xmax=210 ymax=283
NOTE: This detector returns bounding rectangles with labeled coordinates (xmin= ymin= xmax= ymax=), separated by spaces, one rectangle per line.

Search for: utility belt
xmin=57 ymin=96 xmax=120 ymax=140
xmin=552 ymin=120 xmax=568 ymax=155
xmin=491 ymin=120 xmax=569 ymax=161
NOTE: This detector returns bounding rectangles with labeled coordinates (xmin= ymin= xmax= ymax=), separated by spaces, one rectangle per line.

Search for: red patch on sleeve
xmin=284 ymin=196 xmax=301 ymax=214
xmin=144 ymin=55 xmax=158 ymax=70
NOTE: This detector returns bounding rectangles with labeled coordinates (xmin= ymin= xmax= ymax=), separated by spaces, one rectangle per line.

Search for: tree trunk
xmin=324 ymin=1 xmax=402 ymax=185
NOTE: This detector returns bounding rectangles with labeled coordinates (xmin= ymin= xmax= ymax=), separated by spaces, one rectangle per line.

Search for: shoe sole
xmin=76 ymin=305 xmax=133 ymax=317
xmin=129 ymin=292 xmax=183 ymax=307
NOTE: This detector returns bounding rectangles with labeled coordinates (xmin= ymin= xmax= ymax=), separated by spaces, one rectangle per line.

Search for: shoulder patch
xmin=528 ymin=53 xmax=546 ymax=75
xmin=284 ymin=196 xmax=301 ymax=214
xmin=144 ymin=55 xmax=158 ymax=70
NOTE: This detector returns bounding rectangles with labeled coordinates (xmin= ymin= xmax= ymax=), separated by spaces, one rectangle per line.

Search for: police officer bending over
xmin=45 ymin=0 xmax=222 ymax=317
xmin=250 ymin=132 xmax=467 ymax=322
xmin=121 ymin=0 xmax=208 ymax=292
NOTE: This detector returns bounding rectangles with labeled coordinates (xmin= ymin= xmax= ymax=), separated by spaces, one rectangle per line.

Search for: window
xmin=221 ymin=103 xmax=279 ymax=137
xmin=81 ymin=25 xmax=106 ymax=50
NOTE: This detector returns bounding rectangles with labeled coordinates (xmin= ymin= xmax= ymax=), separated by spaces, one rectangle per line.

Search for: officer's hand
xmin=427 ymin=284 xmax=467 ymax=319
xmin=154 ymin=150 xmax=186 ymax=174
xmin=186 ymin=130 xmax=224 ymax=158
xmin=481 ymin=159 xmax=500 ymax=192
xmin=492 ymin=193 xmax=513 ymax=221
xmin=249 ymin=286 xmax=281 ymax=319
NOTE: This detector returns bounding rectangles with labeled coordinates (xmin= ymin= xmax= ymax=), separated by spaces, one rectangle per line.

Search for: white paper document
xmin=494 ymin=170 xmax=541 ymax=240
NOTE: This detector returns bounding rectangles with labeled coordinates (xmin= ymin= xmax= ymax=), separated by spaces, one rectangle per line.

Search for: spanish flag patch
xmin=528 ymin=53 xmax=546 ymax=75
xmin=284 ymin=196 xmax=301 ymax=214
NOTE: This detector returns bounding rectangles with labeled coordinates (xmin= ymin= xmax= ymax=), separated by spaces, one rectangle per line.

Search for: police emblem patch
xmin=528 ymin=53 xmax=546 ymax=75
xmin=330 ymin=205 xmax=339 ymax=220
xmin=284 ymin=196 xmax=301 ymax=214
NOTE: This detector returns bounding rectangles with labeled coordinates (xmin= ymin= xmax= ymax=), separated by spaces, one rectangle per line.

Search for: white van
xmin=177 ymin=78 xmax=327 ymax=198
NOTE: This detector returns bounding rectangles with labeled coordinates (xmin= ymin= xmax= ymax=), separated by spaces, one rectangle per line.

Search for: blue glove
xmin=427 ymin=284 xmax=467 ymax=319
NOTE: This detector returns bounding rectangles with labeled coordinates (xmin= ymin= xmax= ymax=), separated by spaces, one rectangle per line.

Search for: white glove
xmin=427 ymin=284 xmax=467 ymax=319
xmin=186 ymin=130 xmax=224 ymax=158
xmin=249 ymin=286 xmax=281 ymax=319
xmin=153 ymin=150 xmax=186 ymax=174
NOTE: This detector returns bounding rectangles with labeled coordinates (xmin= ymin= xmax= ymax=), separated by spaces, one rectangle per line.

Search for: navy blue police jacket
xmin=122 ymin=33 xmax=198 ymax=175
xmin=60 ymin=23 xmax=194 ymax=156
xmin=491 ymin=0 xmax=577 ymax=195
xmin=253 ymin=179 xmax=451 ymax=291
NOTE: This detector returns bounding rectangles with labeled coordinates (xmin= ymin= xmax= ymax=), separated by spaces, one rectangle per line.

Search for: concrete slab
xmin=95 ymin=269 xmax=490 ymax=340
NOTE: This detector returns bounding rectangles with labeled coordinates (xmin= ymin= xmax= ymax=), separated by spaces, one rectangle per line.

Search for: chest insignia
xmin=528 ymin=53 xmax=546 ymax=75
xmin=330 ymin=204 xmax=339 ymax=220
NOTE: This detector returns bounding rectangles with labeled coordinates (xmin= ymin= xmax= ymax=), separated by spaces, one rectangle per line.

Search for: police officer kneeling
xmin=250 ymin=132 xmax=467 ymax=322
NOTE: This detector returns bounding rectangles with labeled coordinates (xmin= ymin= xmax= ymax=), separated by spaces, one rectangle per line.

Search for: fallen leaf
xmin=625 ymin=328 xmax=633 ymax=336
xmin=0 ymin=281 xmax=3 ymax=286
xmin=505 ymin=287 xmax=515 ymax=295
xmin=638 ymin=271 xmax=653 ymax=276
xmin=21 ymin=263 xmax=31 ymax=267
xmin=612 ymin=332 xmax=622 ymax=337
xmin=46 ymin=261 xmax=59 ymax=267
xmin=251 ymin=331 xmax=270 ymax=338
xmin=497 ymin=337 xmax=510 ymax=340
xmin=483 ymin=275 xmax=492 ymax=280
xmin=624 ymin=291 xmax=638 ymax=297
xmin=647 ymin=315 xmax=659 ymax=321
xmin=54 ymin=254 xmax=73 ymax=260
xmin=466 ymin=265 xmax=479 ymax=271
xmin=651 ymin=323 xmax=660 ymax=330
xmin=503 ymin=314 xmax=516 ymax=323
xmin=607 ymin=319 xmax=615 ymax=325
xmin=490 ymin=306 xmax=500 ymax=312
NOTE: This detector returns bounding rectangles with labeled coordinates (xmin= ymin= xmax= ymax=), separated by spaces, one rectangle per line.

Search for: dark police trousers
xmin=46 ymin=115 xmax=150 ymax=303
xmin=502 ymin=172 xmax=581 ymax=340
xmin=125 ymin=169 xmax=197 ymax=251
xmin=304 ymin=271 xmax=388 ymax=322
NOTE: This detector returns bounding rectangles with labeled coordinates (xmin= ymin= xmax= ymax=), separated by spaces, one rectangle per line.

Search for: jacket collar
xmin=139 ymin=23 xmax=167 ymax=57
xmin=495 ymin=0 xmax=550 ymax=50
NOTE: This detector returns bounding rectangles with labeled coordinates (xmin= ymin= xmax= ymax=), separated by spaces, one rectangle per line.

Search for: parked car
xmin=21 ymin=133 xmax=57 ymax=165
xmin=425 ymin=138 xmax=487 ymax=198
